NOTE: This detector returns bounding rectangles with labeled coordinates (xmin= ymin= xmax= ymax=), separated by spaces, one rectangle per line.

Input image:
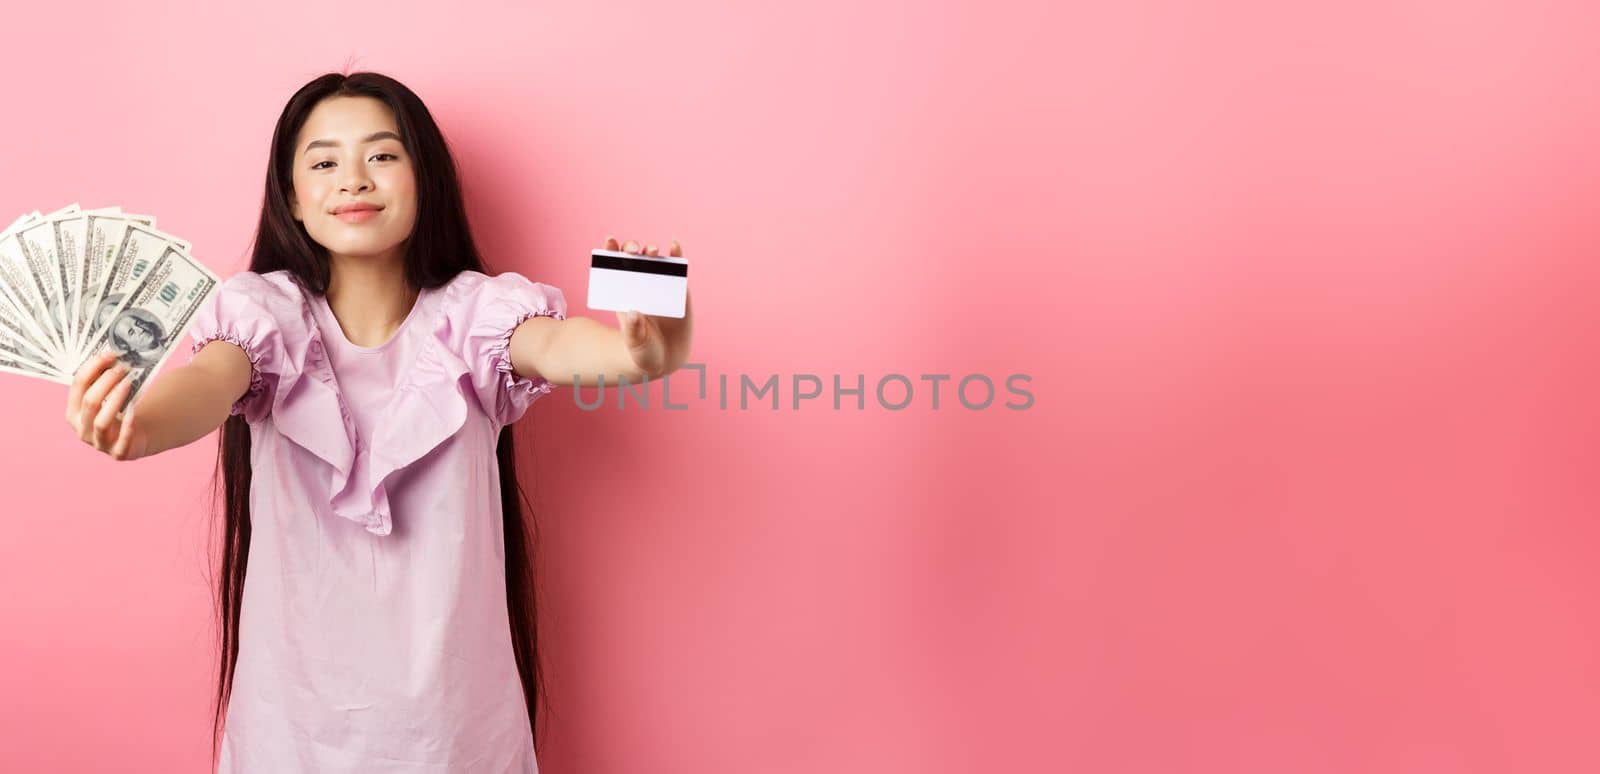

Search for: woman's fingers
xmin=617 ymin=310 xmax=640 ymax=341
xmin=93 ymin=373 xmax=133 ymax=448
xmin=67 ymin=350 xmax=118 ymax=423
xmin=602 ymin=235 xmax=682 ymax=258
xmin=78 ymin=362 xmax=129 ymax=443
xmin=110 ymin=402 xmax=139 ymax=460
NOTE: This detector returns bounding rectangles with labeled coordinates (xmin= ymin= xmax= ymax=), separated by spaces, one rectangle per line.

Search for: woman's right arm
xmin=67 ymin=341 xmax=252 ymax=461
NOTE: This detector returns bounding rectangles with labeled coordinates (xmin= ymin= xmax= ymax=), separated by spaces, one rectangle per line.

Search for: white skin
xmin=291 ymin=95 xmax=421 ymax=346
xmin=66 ymin=93 xmax=692 ymax=460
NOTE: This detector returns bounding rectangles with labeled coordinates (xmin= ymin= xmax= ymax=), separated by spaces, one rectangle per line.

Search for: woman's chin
xmin=316 ymin=238 xmax=407 ymax=261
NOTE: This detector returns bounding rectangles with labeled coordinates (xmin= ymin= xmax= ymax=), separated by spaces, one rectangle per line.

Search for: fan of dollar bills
xmin=0 ymin=203 xmax=219 ymax=405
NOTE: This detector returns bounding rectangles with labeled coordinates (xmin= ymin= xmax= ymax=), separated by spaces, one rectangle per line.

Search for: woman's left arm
xmin=508 ymin=237 xmax=693 ymax=387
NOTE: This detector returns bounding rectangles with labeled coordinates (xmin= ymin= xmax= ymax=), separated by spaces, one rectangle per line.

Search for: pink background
xmin=1 ymin=1 xmax=1595 ymax=772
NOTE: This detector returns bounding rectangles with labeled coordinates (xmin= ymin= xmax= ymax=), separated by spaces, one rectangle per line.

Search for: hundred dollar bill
xmin=0 ymin=289 xmax=59 ymax=369
xmin=0 ymin=324 xmax=61 ymax=377
xmin=0 ymin=220 xmax=60 ymax=368
xmin=0 ymin=352 xmax=66 ymax=383
xmin=0 ymin=209 xmax=63 ymax=378
xmin=79 ymin=247 xmax=220 ymax=409
xmin=41 ymin=205 xmax=96 ymax=359
xmin=0 ymin=216 xmax=54 ymax=366
xmin=76 ymin=222 xmax=184 ymax=368
xmin=0 ymin=318 xmax=58 ymax=369
xmin=72 ymin=211 xmax=159 ymax=364
xmin=51 ymin=206 xmax=123 ymax=360
xmin=0 ymin=222 xmax=65 ymax=364
xmin=4 ymin=203 xmax=80 ymax=360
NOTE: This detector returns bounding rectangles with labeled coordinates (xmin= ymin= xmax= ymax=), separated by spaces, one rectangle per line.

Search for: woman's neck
xmin=324 ymin=251 xmax=418 ymax=348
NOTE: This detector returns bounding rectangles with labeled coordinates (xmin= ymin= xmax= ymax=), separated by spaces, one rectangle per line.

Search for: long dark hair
xmin=206 ymin=71 xmax=547 ymax=765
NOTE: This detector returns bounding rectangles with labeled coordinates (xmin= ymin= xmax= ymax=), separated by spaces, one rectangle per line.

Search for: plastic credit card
xmin=587 ymin=249 xmax=689 ymax=318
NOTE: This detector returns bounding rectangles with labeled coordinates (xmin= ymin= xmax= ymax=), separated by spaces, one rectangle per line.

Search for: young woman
xmin=63 ymin=71 xmax=693 ymax=773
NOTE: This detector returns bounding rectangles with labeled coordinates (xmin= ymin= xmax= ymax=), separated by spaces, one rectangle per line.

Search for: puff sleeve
xmin=185 ymin=272 xmax=287 ymax=424
xmin=451 ymin=271 xmax=567 ymax=427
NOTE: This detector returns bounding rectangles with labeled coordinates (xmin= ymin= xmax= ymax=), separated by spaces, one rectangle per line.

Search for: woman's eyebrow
xmin=303 ymin=130 xmax=401 ymax=153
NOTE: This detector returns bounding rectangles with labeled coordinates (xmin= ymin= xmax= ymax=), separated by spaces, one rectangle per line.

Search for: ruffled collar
xmin=259 ymin=271 xmax=476 ymax=537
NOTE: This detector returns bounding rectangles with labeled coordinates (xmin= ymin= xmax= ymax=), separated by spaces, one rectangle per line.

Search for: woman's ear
xmin=289 ymin=196 xmax=301 ymax=222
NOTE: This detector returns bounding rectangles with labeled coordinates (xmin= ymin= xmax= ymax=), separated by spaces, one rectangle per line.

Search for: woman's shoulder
xmin=435 ymin=268 xmax=495 ymax=296
xmin=202 ymin=270 xmax=316 ymax=344
xmin=432 ymin=269 xmax=563 ymax=317
xmin=215 ymin=268 xmax=306 ymax=305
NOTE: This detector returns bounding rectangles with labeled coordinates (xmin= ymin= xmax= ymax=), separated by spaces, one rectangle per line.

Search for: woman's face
xmin=289 ymin=96 xmax=418 ymax=262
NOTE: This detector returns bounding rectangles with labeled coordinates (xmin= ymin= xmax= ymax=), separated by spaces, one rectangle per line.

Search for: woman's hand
xmin=604 ymin=235 xmax=693 ymax=378
xmin=66 ymin=350 xmax=150 ymax=461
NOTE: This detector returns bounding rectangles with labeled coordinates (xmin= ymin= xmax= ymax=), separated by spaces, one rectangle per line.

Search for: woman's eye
xmin=310 ymin=153 xmax=396 ymax=169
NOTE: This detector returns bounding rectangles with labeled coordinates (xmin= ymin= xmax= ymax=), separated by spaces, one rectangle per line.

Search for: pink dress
xmin=184 ymin=268 xmax=567 ymax=774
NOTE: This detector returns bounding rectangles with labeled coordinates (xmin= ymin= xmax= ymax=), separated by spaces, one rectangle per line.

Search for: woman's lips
xmin=334 ymin=208 xmax=381 ymax=224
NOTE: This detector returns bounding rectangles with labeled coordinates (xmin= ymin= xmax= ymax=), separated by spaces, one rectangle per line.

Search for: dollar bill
xmin=0 ymin=203 xmax=213 ymax=399
xmin=72 ymin=211 xmax=161 ymax=365
xmin=0 ymin=322 xmax=61 ymax=375
xmin=52 ymin=206 xmax=123 ymax=359
xmin=75 ymin=222 xmax=183 ymax=368
xmin=78 ymin=246 xmax=220 ymax=409
xmin=0 ymin=277 xmax=59 ymax=368
xmin=4 ymin=204 xmax=83 ymax=360
xmin=0 ymin=353 xmax=66 ymax=383
xmin=0 ymin=223 xmax=64 ymax=363
xmin=0 ymin=215 xmax=57 ymax=365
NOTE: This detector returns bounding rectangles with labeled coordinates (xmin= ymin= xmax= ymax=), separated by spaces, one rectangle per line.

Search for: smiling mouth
xmin=333 ymin=207 xmax=383 ymax=223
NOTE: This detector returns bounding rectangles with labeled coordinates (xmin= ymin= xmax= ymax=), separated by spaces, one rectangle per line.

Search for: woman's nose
xmin=340 ymin=170 xmax=373 ymax=194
